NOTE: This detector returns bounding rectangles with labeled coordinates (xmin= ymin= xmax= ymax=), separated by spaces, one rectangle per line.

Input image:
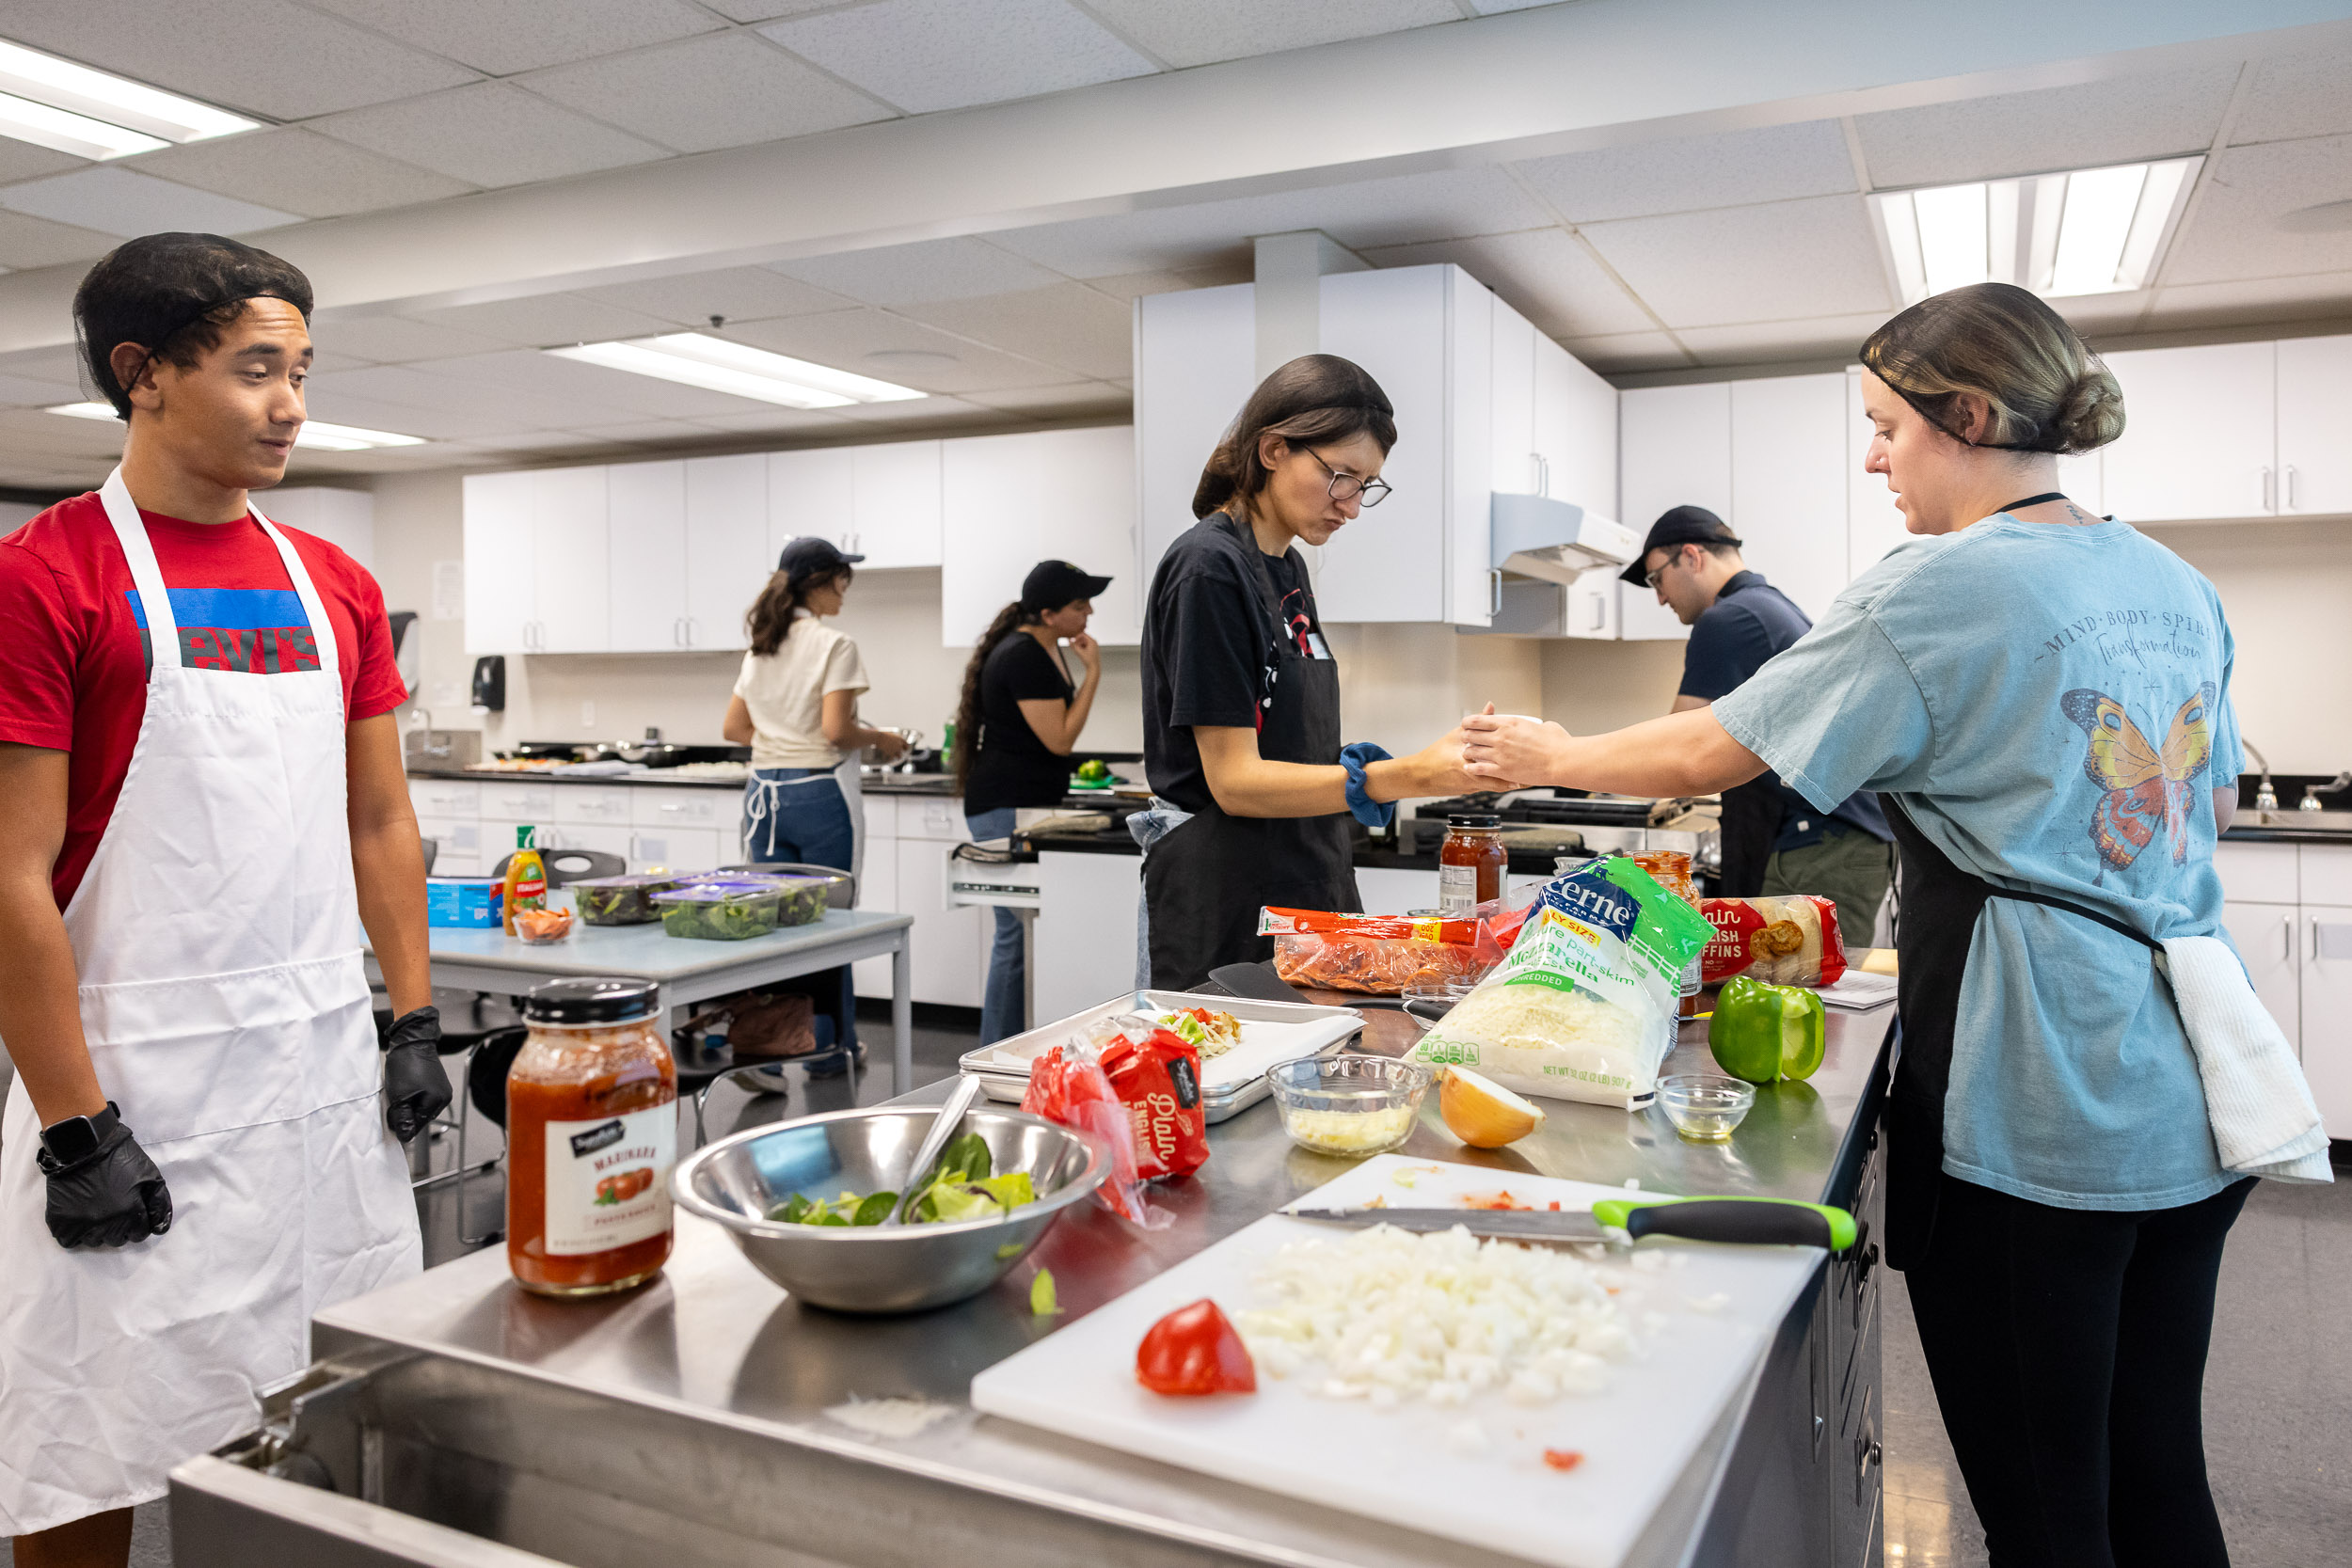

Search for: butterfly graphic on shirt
xmin=2058 ymin=682 xmax=2217 ymax=872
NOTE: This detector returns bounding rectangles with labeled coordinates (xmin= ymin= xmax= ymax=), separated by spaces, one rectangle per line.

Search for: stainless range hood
xmin=1490 ymin=493 xmax=1637 ymax=585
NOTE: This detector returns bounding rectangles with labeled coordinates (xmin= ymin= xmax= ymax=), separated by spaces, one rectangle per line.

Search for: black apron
xmin=1144 ymin=517 xmax=1359 ymax=990
xmin=1881 ymin=796 xmax=2161 ymax=1270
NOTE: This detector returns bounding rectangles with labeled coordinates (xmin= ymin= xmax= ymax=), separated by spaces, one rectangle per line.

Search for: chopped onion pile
xmin=1235 ymin=1225 xmax=1635 ymax=1408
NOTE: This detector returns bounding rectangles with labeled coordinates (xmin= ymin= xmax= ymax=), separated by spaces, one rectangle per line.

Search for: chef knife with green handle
xmin=1288 ymin=1195 xmax=1857 ymax=1252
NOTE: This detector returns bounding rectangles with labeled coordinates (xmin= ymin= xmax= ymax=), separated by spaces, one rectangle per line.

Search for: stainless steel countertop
xmin=312 ymin=1001 xmax=1893 ymax=1568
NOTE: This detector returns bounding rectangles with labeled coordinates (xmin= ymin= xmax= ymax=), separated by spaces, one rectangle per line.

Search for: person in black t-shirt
xmin=1136 ymin=355 xmax=1482 ymax=989
xmin=956 ymin=559 xmax=1109 ymax=1042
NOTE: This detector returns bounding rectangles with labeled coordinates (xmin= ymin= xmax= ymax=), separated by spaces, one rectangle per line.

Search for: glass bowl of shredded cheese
xmin=1264 ymin=1055 xmax=1434 ymax=1157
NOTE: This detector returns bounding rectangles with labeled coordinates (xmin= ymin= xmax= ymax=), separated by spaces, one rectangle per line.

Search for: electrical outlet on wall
xmin=580 ymin=701 xmax=596 ymax=729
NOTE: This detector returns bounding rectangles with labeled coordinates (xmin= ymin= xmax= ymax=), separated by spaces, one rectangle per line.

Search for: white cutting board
xmin=970 ymin=1154 xmax=1822 ymax=1568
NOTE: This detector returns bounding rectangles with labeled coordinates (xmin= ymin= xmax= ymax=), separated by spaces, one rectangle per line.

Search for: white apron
xmin=0 ymin=470 xmax=420 ymax=1535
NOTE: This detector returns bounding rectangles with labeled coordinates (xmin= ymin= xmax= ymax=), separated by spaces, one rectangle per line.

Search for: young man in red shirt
xmin=0 ymin=233 xmax=448 ymax=1568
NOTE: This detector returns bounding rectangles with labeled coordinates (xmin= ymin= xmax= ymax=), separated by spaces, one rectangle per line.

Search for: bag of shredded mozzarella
xmin=1406 ymin=858 xmax=1714 ymax=1110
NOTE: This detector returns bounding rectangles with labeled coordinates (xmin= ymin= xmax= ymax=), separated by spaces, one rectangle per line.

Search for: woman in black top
xmin=1137 ymin=355 xmax=1479 ymax=990
xmin=956 ymin=559 xmax=1109 ymax=1042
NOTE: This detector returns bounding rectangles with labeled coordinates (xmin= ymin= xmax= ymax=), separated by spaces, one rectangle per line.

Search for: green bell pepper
xmin=1707 ymin=974 xmax=1826 ymax=1084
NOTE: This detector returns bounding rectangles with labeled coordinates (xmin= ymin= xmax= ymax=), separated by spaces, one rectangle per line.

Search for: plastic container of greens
xmin=654 ymin=880 xmax=788 ymax=941
xmin=570 ymin=872 xmax=685 ymax=927
xmin=722 ymin=872 xmax=833 ymax=929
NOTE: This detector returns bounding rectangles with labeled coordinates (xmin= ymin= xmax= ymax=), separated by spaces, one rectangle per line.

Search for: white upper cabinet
xmin=1731 ymin=373 xmax=1849 ymax=623
xmin=941 ymin=426 xmax=1139 ymax=648
xmin=462 ymin=470 xmax=534 ymax=655
xmin=532 ymin=465 xmax=609 ymax=654
xmin=1616 ymin=383 xmax=1726 ymax=642
xmin=2276 ymin=334 xmax=2352 ymax=515
xmin=1534 ymin=330 xmax=1618 ymax=519
xmin=1135 ymin=282 xmax=1256 ymax=591
xmin=683 ymin=454 xmax=767 ymax=651
xmin=607 ymin=460 xmax=687 ymax=652
xmin=2101 ymin=342 xmax=2276 ymax=522
xmin=767 ymin=447 xmax=855 ymax=562
xmin=851 ymin=441 xmax=943 ymax=567
xmin=261 ymin=487 xmax=373 ymax=571
xmin=1490 ymin=305 xmax=1538 ymax=497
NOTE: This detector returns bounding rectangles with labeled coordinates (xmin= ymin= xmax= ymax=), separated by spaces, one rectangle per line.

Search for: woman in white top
xmin=721 ymin=538 xmax=904 ymax=1069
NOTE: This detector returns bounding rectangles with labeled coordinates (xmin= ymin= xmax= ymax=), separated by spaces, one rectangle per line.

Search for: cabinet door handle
xmin=2285 ymin=465 xmax=2299 ymax=510
xmin=684 ymin=616 xmax=696 ymax=648
xmin=1489 ymin=568 xmax=1502 ymax=618
xmin=1587 ymin=593 xmax=1607 ymax=632
xmin=2282 ymin=911 xmax=2295 ymax=962
xmin=2262 ymin=467 xmax=2275 ymax=513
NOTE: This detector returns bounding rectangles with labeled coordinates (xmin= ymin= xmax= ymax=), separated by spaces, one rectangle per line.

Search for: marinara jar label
xmin=541 ymin=1103 xmax=675 ymax=1257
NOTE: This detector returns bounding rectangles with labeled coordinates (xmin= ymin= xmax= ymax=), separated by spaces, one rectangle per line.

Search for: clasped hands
xmin=1416 ymin=705 xmax=1576 ymax=796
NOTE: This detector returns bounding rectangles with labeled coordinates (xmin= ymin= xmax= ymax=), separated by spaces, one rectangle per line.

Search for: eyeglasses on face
xmin=1305 ymin=447 xmax=1392 ymax=508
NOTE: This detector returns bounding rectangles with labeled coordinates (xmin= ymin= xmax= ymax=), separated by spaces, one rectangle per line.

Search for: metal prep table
xmin=172 ymin=997 xmax=1893 ymax=1568
xmin=369 ymin=906 xmax=918 ymax=1095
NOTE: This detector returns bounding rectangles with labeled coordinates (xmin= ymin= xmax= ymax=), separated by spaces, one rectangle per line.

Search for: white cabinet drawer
xmin=2301 ymin=844 xmax=2352 ymax=907
xmin=408 ymin=779 xmax=482 ymax=818
xmin=417 ymin=815 xmax=483 ymax=873
xmin=543 ymin=823 xmax=632 ymax=862
xmin=481 ymin=780 xmax=559 ymax=819
xmin=630 ymin=827 xmax=723 ymax=873
xmin=632 ymin=787 xmax=730 ymax=829
xmin=550 ymin=785 xmax=636 ymax=826
xmin=2216 ymin=840 xmax=2299 ymax=905
xmin=898 ymin=794 xmax=972 ymax=842
xmin=863 ymin=795 xmax=896 ymax=844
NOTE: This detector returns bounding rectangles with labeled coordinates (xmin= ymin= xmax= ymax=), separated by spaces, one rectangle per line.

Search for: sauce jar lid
xmin=524 ymin=976 xmax=659 ymax=1023
xmin=1446 ymin=812 xmax=1502 ymax=829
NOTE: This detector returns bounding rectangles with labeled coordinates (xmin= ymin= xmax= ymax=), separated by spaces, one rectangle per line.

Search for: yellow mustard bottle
xmin=501 ymin=825 xmax=548 ymax=934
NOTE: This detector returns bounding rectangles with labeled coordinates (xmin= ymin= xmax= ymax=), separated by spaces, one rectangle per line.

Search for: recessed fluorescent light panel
xmin=1870 ymin=157 xmax=2201 ymax=305
xmin=45 ymin=402 xmax=425 ymax=451
xmin=548 ymin=333 xmax=926 ymax=409
xmin=0 ymin=39 xmax=259 ymax=161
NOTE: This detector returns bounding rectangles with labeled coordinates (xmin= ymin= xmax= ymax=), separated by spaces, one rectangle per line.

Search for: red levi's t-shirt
xmin=0 ymin=491 xmax=409 ymax=909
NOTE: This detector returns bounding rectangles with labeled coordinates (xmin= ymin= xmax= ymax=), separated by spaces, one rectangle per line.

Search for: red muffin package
xmin=1098 ymin=1026 xmax=1211 ymax=1181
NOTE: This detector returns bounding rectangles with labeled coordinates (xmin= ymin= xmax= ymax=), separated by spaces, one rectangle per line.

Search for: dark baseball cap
xmin=1021 ymin=559 xmax=1112 ymax=611
xmin=777 ymin=535 xmax=863 ymax=578
xmin=1618 ymin=505 xmax=1742 ymax=585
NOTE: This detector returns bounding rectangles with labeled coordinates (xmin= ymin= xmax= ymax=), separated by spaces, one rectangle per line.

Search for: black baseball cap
xmin=1020 ymin=559 xmax=1111 ymax=611
xmin=777 ymin=536 xmax=863 ymax=578
xmin=1618 ymin=505 xmax=1742 ymax=585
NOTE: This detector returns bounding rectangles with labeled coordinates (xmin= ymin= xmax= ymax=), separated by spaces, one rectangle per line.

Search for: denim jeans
xmin=965 ymin=807 xmax=1024 ymax=1045
xmin=745 ymin=768 xmax=857 ymax=1050
xmin=1125 ymin=800 xmax=1193 ymax=990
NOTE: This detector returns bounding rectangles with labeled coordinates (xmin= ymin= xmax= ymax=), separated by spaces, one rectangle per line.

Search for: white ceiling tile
xmin=2230 ymin=52 xmax=2352 ymax=145
xmin=701 ymin=0 xmax=842 ymax=18
xmin=298 ymin=385 xmax=497 ymax=440
xmin=992 ymin=166 xmax=1549 ymax=277
xmin=580 ymin=266 xmax=851 ymax=327
xmin=407 ymin=347 xmax=771 ymax=419
xmin=451 ymin=430 xmax=615 ymax=455
xmin=1581 ymin=195 xmax=1893 ymax=329
xmin=757 ymin=0 xmax=1156 ymax=114
xmin=281 ymin=444 xmax=462 ymax=477
xmin=0 ymin=140 xmax=87 ymax=185
xmin=1081 ymin=0 xmax=1457 ymax=69
xmin=1357 ymin=228 xmax=1655 ymax=338
xmin=899 ymin=281 xmax=1134 ymax=378
xmin=727 ymin=308 xmax=1072 ymax=393
xmin=1076 ymin=263 xmax=1254 ymax=300
xmin=961 ymin=380 xmax=1132 ymax=417
xmin=310 ymin=314 xmax=522 ymax=362
xmin=308 ymin=0 xmax=721 ymax=76
xmin=307 ymin=363 xmax=629 ymax=429
xmin=1553 ymin=330 xmax=1692 ymax=374
xmin=0 ymin=168 xmax=299 ymax=239
xmin=0 ymin=369 xmax=81 ymax=405
xmin=1465 ymin=0 xmax=1566 ymax=10
xmin=1 ymin=406 xmax=127 ymax=455
xmin=773 ymin=237 xmax=1064 ymax=305
xmin=0 ymin=346 xmax=88 ymax=384
xmin=2162 ymin=135 xmax=2352 ymax=285
xmin=1673 ymin=311 xmax=1895 ymax=367
xmin=0 ymin=209 xmax=116 ymax=270
xmin=822 ymin=395 xmax=999 ymax=430
xmin=1853 ymin=65 xmax=2239 ymax=189
xmin=1513 ymin=120 xmax=1856 ymax=224
xmin=310 ymin=82 xmax=671 ymax=188
xmin=692 ymin=406 xmax=862 ymax=436
xmin=2145 ymin=269 xmax=2352 ymax=331
xmin=404 ymin=293 xmax=677 ymax=348
xmin=0 ymin=0 xmax=482 ymax=119
xmin=564 ymin=419 xmax=733 ymax=444
xmin=518 ymin=32 xmax=892 ymax=154
xmin=119 ymin=128 xmax=475 ymax=220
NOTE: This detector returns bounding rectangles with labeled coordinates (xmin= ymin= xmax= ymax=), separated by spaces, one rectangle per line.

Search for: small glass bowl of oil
xmin=1656 ymin=1074 xmax=1756 ymax=1142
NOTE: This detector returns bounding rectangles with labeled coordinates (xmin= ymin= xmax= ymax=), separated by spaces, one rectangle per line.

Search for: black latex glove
xmin=40 ymin=1104 xmax=172 ymax=1249
xmin=382 ymin=1005 xmax=452 ymax=1144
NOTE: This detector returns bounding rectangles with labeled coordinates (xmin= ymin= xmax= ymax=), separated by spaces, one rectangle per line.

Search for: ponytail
xmin=953 ymin=601 xmax=1036 ymax=791
xmin=745 ymin=564 xmax=851 ymax=657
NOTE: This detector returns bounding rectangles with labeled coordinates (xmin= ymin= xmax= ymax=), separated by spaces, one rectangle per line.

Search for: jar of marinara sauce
xmin=507 ymin=977 xmax=676 ymax=1297
xmin=1438 ymin=812 xmax=1507 ymax=916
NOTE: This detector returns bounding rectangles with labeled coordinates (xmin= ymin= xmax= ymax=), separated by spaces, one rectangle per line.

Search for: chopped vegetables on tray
xmin=1155 ymin=1006 xmax=1241 ymax=1058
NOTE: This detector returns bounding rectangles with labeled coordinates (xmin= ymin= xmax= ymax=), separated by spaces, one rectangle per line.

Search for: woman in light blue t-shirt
xmin=1464 ymin=283 xmax=2261 ymax=1568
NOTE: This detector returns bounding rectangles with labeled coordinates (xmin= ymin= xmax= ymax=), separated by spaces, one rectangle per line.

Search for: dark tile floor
xmin=8 ymin=1031 xmax=2347 ymax=1568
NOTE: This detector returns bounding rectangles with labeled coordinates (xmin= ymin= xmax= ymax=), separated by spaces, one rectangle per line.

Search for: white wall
xmin=366 ymin=467 xmax=1144 ymax=752
xmin=1539 ymin=638 xmax=1689 ymax=738
xmin=1323 ymin=624 xmax=1546 ymax=760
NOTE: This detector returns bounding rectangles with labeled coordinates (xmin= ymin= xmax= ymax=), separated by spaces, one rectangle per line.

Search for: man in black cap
xmin=1622 ymin=506 xmax=1892 ymax=943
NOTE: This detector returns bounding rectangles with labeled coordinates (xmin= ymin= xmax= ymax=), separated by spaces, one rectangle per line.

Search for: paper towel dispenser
xmin=1489 ymin=494 xmax=1637 ymax=586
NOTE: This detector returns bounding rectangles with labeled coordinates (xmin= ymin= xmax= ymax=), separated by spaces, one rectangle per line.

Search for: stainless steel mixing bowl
xmin=672 ymin=1103 xmax=1105 ymax=1314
